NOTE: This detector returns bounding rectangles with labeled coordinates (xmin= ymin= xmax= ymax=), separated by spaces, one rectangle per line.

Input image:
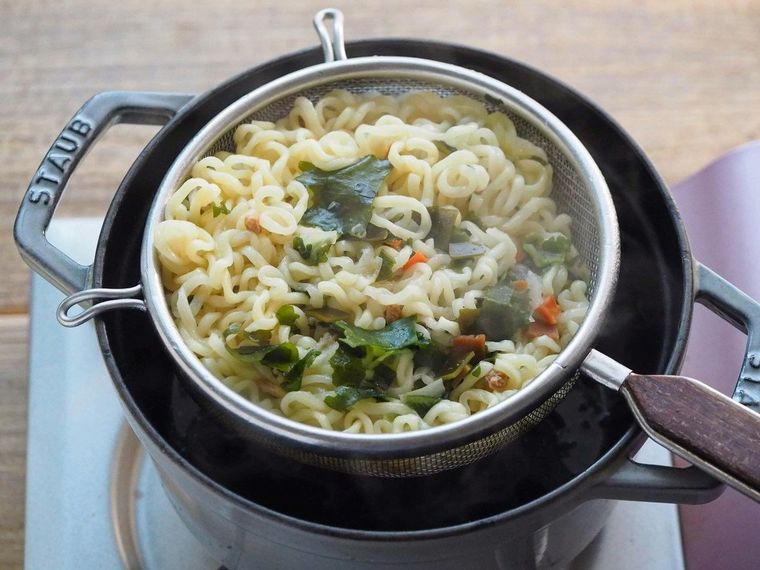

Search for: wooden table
xmin=1 ymin=1 xmax=758 ymax=567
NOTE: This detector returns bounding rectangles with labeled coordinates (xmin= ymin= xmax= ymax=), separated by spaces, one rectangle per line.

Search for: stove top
xmin=24 ymin=218 xmax=685 ymax=569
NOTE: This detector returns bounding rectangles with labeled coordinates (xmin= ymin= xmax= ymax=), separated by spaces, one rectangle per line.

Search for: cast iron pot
xmin=18 ymin=39 xmax=760 ymax=568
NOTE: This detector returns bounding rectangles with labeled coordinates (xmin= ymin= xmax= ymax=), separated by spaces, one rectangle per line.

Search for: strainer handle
xmin=313 ymin=8 xmax=347 ymax=62
xmin=14 ymin=91 xmax=194 ymax=295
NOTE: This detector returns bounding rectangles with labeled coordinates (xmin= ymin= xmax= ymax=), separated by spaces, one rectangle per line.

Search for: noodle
xmin=154 ymin=90 xmax=589 ymax=433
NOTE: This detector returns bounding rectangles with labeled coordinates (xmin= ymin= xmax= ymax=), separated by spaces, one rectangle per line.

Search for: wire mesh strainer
xmin=129 ymin=9 xmax=618 ymax=477
xmin=53 ymin=8 xmax=618 ymax=477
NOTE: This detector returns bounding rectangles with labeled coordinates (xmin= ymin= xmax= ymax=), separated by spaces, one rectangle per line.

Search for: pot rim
xmin=95 ymin=39 xmax=694 ymax=539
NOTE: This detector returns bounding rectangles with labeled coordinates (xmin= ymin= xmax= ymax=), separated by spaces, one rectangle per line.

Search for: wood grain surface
xmin=622 ymin=373 xmax=760 ymax=499
xmin=1 ymin=0 xmax=759 ymax=567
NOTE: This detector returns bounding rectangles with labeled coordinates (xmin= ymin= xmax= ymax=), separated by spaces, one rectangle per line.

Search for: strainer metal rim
xmin=140 ymin=55 xmax=619 ymax=459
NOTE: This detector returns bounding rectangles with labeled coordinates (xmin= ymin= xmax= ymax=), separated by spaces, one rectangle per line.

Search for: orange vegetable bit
xmin=515 ymin=248 xmax=526 ymax=263
xmin=512 ymin=279 xmax=529 ymax=290
xmin=244 ymin=214 xmax=261 ymax=233
xmin=402 ymin=251 xmax=428 ymax=270
xmin=452 ymin=334 xmax=487 ymax=359
xmin=533 ymin=295 xmax=561 ymax=325
xmin=384 ymin=304 xmax=403 ymax=323
xmin=526 ymin=321 xmax=559 ymax=341
xmin=482 ymin=369 xmax=511 ymax=392
xmin=387 ymin=239 xmax=403 ymax=250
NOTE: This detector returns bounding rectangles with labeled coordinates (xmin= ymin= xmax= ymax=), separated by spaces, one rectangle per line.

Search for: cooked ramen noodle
xmin=154 ymin=90 xmax=590 ymax=433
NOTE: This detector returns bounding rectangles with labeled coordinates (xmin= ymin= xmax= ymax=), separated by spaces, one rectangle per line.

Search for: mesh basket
xmin=140 ymin=11 xmax=618 ymax=477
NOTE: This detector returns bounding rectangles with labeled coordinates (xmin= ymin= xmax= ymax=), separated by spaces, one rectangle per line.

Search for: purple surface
xmin=669 ymin=140 xmax=760 ymax=570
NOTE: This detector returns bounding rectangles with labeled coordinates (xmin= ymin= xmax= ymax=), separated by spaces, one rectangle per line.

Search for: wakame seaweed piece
xmin=364 ymin=224 xmax=389 ymax=242
xmin=441 ymin=351 xmax=475 ymax=381
xmin=226 ymin=342 xmax=299 ymax=371
xmin=377 ymin=250 xmax=395 ymax=280
xmin=226 ymin=343 xmax=270 ymax=363
xmin=251 ymin=329 xmax=272 ymax=342
xmin=297 ymin=155 xmax=392 ymax=238
xmin=449 ymin=227 xmax=471 ymax=244
xmin=416 ymin=342 xmax=475 ymax=380
xmin=304 ymin=306 xmax=353 ymax=324
xmin=426 ymin=206 xmax=459 ymax=250
xmin=448 ymin=242 xmax=487 ymax=260
xmin=335 ymin=317 xmax=429 ymax=354
xmin=212 ymin=202 xmax=230 ymax=217
xmin=523 ymin=232 xmax=572 ymax=269
xmin=330 ymin=344 xmax=369 ymax=386
xmin=413 ymin=341 xmax=447 ymax=371
xmin=462 ymin=214 xmax=486 ymax=230
xmin=247 ymin=329 xmax=272 ymax=343
xmin=281 ymin=349 xmax=320 ymax=392
xmin=275 ymin=305 xmax=299 ymax=326
xmin=330 ymin=343 xmax=400 ymax=392
xmin=457 ymin=308 xmax=480 ymax=333
xmin=324 ymin=385 xmax=386 ymax=411
xmin=542 ymin=233 xmax=571 ymax=253
xmin=403 ymin=395 xmax=442 ymax=417
xmin=473 ymin=281 xmax=532 ymax=340
xmin=292 ymin=235 xmax=334 ymax=265
xmin=372 ymin=363 xmax=397 ymax=391
xmin=260 ymin=343 xmax=301 ymax=371
xmin=223 ymin=323 xmax=271 ymax=345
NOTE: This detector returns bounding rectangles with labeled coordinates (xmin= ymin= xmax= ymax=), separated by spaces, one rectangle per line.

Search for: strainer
xmin=40 ymin=9 xmax=760 ymax=498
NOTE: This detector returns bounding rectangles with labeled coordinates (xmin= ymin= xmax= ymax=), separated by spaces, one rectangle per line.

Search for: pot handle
xmin=14 ymin=91 xmax=194 ymax=296
xmin=694 ymin=262 xmax=760 ymax=406
xmin=585 ymin=262 xmax=760 ymax=503
xmin=590 ymin=456 xmax=723 ymax=504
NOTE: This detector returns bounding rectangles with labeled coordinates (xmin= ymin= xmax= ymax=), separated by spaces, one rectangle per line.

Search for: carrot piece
xmin=453 ymin=334 xmax=487 ymax=359
xmin=387 ymin=239 xmax=403 ymax=250
xmin=515 ymin=248 xmax=526 ymax=263
xmin=526 ymin=321 xmax=559 ymax=341
xmin=533 ymin=295 xmax=561 ymax=325
xmin=402 ymin=251 xmax=428 ymax=270
xmin=512 ymin=279 xmax=529 ymax=290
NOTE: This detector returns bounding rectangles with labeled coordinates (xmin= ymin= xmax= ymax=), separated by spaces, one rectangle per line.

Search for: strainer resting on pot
xmin=23 ymin=9 xmax=760 ymax=499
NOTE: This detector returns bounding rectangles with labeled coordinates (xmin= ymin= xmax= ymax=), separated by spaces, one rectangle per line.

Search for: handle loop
xmin=57 ymin=285 xmax=146 ymax=327
xmin=313 ymin=8 xmax=347 ymax=62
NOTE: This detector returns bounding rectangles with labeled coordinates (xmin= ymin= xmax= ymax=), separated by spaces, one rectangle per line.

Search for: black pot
xmin=17 ymin=40 xmax=741 ymax=568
